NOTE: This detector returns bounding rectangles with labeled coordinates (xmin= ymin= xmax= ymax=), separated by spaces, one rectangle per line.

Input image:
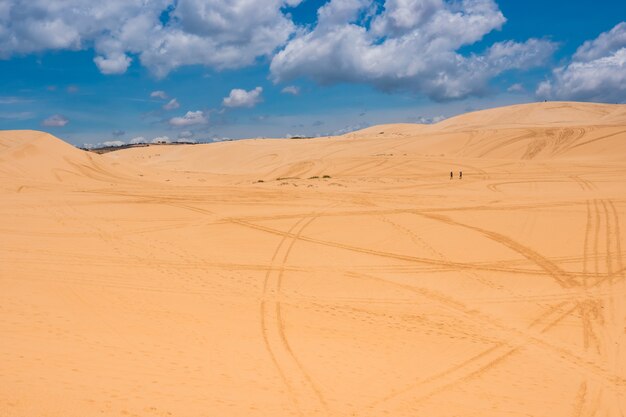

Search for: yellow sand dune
xmin=436 ymin=101 xmax=626 ymax=128
xmin=1 ymin=102 xmax=625 ymax=416
xmin=0 ymin=130 xmax=139 ymax=187
xmin=114 ymin=102 xmax=626 ymax=182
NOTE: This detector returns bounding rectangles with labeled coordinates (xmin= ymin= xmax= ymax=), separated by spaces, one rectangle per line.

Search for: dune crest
xmin=0 ymin=130 xmax=142 ymax=186
xmin=436 ymin=101 xmax=626 ymax=128
xmin=106 ymin=102 xmax=626 ymax=181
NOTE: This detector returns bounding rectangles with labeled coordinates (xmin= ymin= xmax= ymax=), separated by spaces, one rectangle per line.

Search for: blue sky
xmin=0 ymin=0 xmax=624 ymax=146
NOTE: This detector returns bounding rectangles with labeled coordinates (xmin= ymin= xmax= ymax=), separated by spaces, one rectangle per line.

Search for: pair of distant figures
xmin=450 ymin=171 xmax=462 ymax=179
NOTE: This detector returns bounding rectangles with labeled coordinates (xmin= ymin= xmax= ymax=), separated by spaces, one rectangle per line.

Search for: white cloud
xmin=102 ymin=140 xmax=125 ymax=147
xmin=574 ymin=22 xmax=626 ymax=62
xmin=223 ymin=87 xmax=263 ymax=108
xmin=178 ymin=130 xmax=194 ymax=139
xmin=169 ymin=110 xmax=207 ymax=126
xmin=163 ymin=98 xmax=180 ymax=110
xmin=281 ymin=85 xmax=300 ymax=95
xmin=42 ymin=114 xmax=69 ymax=127
xmin=331 ymin=122 xmax=371 ymax=135
xmin=211 ymin=136 xmax=231 ymax=142
xmin=94 ymin=53 xmax=131 ymax=74
xmin=0 ymin=0 xmax=300 ymax=77
xmin=414 ymin=115 xmax=446 ymax=124
xmin=150 ymin=90 xmax=168 ymax=99
xmin=507 ymin=83 xmax=524 ymax=93
xmin=270 ymin=0 xmax=556 ymax=101
xmin=129 ymin=136 xmax=147 ymax=144
xmin=0 ymin=0 xmax=561 ymax=100
xmin=537 ymin=22 xmax=626 ymax=102
xmin=151 ymin=136 xmax=171 ymax=143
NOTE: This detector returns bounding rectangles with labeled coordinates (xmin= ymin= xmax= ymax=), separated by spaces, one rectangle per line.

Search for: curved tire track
xmin=260 ymin=214 xmax=330 ymax=416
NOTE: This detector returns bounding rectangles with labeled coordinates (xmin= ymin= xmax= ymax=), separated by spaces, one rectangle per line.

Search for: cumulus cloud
xmin=281 ymin=85 xmax=300 ymax=95
xmin=223 ymin=87 xmax=263 ymax=108
xmin=178 ymin=130 xmax=194 ymax=139
xmin=150 ymin=90 xmax=168 ymax=99
xmin=94 ymin=53 xmax=132 ymax=74
xmin=130 ymin=136 xmax=147 ymax=144
xmin=169 ymin=110 xmax=207 ymax=126
xmin=83 ymin=140 xmax=126 ymax=148
xmin=0 ymin=0 xmax=561 ymax=100
xmin=414 ymin=115 xmax=446 ymax=124
xmin=573 ymin=22 xmax=626 ymax=62
xmin=42 ymin=114 xmax=69 ymax=127
xmin=270 ymin=0 xmax=556 ymax=101
xmin=537 ymin=22 xmax=626 ymax=102
xmin=0 ymin=0 xmax=301 ymax=77
xmin=102 ymin=140 xmax=125 ymax=147
xmin=163 ymin=98 xmax=180 ymax=110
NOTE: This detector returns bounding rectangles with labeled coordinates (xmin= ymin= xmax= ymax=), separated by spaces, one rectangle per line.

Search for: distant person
xmin=450 ymin=171 xmax=453 ymax=180
xmin=459 ymin=171 xmax=462 ymax=179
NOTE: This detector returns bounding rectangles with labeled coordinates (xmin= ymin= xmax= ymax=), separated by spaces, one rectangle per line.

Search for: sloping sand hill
xmin=0 ymin=130 xmax=140 ymax=187
xmin=1 ymin=102 xmax=625 ymax=417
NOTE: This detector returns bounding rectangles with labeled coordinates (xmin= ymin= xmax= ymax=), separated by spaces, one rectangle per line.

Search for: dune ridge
xmin=0 ymin=130 xmax=141 ymax=186
xmin=1 ymin=101 xmax=625 ymax=417
xmin=110 ymin=102 xmax=626 ymax=181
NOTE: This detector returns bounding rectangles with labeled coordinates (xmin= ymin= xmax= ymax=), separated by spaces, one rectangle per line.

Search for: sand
xmin=1 ymin=101 xmax=625 ymax=416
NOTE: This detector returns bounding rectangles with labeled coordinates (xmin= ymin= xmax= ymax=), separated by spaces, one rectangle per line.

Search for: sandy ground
xmin=1 ymin=101 xmax=626 ymax=416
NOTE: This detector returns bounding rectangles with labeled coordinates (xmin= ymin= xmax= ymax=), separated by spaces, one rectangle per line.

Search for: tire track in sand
xmin=232 ymin=204 xmax=625 ymax=406
xmin=260 ymin=214 xmax=330 ymax=416
xmin=362 ymin=180 xmax=620 ymax=413
xmin=351 ymin=190 xmax=619 ymax=412
xmin=572 ymin=381 xmax=588 ymax=417
xmin=598 ymin=200 xmax=626 ymax=417
xmin=571 ymin=176 xmax=603 ymax=354
xmin=232 ymin=217 xmax=582 ymax=279
xmin=416 ymin=211 xmax=579 ymax=288
xmin=351 ymin=268 xmax=583 ymax=413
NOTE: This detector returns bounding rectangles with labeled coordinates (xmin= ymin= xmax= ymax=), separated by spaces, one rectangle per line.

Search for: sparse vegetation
xmin=323 ymin=175 xmax=331 ymax=179
xmin=308 ymin=176 xmax=319 ymax=179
